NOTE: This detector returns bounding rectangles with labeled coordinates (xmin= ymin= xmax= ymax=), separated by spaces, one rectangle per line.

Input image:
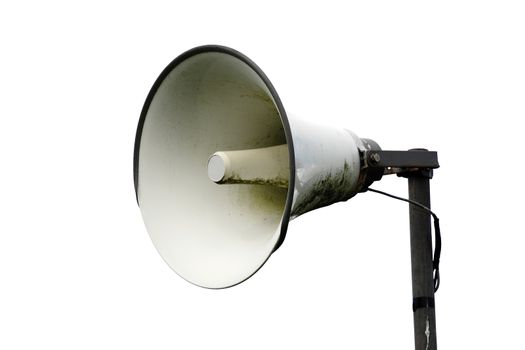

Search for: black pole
xmin=408 ymin=171 xmax=437 ymax=350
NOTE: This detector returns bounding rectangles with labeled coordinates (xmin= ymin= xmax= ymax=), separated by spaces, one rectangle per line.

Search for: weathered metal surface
xmin=287 ymin=117 xmax=363 ymax=218
xmin=208 ymin=117 xmax=369 ymax=219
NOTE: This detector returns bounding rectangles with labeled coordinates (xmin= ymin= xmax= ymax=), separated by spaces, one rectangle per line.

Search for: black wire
xmin=367 ymin=188 xmax=441 ymax=293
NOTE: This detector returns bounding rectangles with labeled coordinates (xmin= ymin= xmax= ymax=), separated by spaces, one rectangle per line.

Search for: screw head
xmin=369 ymin=152 xmax=381 ymax=164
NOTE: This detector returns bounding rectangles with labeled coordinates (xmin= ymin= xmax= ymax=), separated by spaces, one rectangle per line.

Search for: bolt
xmin=369 ymin=152 xmax=381 ymax=165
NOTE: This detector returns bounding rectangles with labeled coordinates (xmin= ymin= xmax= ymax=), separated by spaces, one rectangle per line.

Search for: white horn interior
xmin=136 ymin=50 xmax=292 ymax=288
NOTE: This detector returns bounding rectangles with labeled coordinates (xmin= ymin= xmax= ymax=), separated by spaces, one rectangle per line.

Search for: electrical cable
xmin=367 ymin=188 xmax=441 ymax=292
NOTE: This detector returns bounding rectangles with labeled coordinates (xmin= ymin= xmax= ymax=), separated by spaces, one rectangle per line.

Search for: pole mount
xmin=364 ymin=149 xmax=439 ymax=180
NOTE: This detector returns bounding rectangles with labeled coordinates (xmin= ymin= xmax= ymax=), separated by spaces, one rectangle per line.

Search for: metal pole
xmin=408 ymin=172 xmax=437 ymax=350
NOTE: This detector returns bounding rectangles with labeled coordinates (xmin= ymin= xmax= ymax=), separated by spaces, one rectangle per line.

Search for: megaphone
xmin=133 ymin=45 xmax=434 ymax=289
xmin=134 ymin=45 xmax=442 ymax=349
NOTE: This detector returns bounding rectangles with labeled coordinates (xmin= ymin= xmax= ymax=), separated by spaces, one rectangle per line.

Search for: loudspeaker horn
xmin=134 ymin=45 xmax=382 ymax=288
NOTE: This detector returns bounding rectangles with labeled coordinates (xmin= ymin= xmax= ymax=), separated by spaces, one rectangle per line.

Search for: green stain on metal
xmin=291 ymin=160 xmax=355 ymax=217
xmin=224 ymin=177 xmax=289 ymax=188
xmin=223 ymin=171 xmax=288 ymax=188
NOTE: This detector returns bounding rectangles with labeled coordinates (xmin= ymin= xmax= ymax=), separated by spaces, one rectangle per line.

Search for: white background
xmin=1 ymin=1 xmax=524 ymax=349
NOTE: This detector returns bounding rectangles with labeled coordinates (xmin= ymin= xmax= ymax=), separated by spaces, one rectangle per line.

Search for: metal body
xmin=134 ymin=45 xmax=378 ymax=288
xmin=206 ymin=117 xmax=374 ymax=219
xmin=407 ymin=172 xmax=437 ymax=350
xmin=287 ymin=118 xmax=366 ymax=218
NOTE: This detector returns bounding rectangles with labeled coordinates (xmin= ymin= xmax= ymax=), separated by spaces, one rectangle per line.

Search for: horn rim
xmin=133 ymin=45 xmax=295 ymax=287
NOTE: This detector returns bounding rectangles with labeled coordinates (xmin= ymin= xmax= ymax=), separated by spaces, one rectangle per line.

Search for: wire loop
xmin=368 ymin=188 xmax=441 ymax=293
